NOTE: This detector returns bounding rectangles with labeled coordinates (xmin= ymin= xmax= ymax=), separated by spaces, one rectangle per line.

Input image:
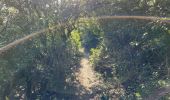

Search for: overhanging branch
xmin=0 ymin=16 xmax=170 ymax=55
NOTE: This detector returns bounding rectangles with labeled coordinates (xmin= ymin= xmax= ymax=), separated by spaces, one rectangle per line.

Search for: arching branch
xmin=0 ymin=27 xmax=50 ymax=55
xmin=0 ymin=16 xmax=170 ymax=55
xmin=85 ymin=16 xmax=170 ymax=24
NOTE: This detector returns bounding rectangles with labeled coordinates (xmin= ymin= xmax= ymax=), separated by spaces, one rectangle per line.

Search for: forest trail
xmin=77 ymin=48 xmax=100 ymax=91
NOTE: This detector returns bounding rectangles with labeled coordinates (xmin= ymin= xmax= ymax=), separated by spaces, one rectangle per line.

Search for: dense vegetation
xmin=0 ymin=0 xmax=170 ymax=100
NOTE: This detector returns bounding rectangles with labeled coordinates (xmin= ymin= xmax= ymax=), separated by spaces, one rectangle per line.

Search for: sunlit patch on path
xmin=76 ymin=48 xmax=100 ymax=91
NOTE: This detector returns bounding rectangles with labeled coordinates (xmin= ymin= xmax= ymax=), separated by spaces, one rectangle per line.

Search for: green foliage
xmin=70 ymin=30 xmax=82 ymax=48
xmin=78 ymin=19 xmax=104 ymax=52
xmin=89 ymin=46 xmax=103 ymax=65
xmin=0 ymin=0 xmax=170 ymax=99
xmin=0 ymin=0 xmax=82 ymax=99
xmin=97 ymin=19 xmax=170 ymax=99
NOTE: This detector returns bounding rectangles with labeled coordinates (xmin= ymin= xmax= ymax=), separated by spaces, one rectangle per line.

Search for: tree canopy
xmin=0 ymin=0 xmax=170 ymax=100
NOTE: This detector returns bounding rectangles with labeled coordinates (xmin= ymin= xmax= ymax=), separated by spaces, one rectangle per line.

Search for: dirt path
xmin=77 ymin=48 xmax=100 ymax=91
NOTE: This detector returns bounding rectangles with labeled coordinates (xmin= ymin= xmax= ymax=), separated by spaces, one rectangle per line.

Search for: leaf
xmin=135 ymin=92 xmax=141 ymax=97
xmin=5 ymin=96 xmax=9 ymax=100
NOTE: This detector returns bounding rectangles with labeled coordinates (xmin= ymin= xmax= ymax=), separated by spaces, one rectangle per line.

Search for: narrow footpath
xmin=77 ymin=48 xmax=100 ymax=91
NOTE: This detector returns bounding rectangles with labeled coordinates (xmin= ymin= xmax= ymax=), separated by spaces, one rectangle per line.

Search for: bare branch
xmin=0 ymin=16 xmax=170 ymax=56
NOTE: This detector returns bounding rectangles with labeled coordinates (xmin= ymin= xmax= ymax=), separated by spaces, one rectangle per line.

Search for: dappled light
xmin=0 ymin=0 xmax=170 ymax=100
